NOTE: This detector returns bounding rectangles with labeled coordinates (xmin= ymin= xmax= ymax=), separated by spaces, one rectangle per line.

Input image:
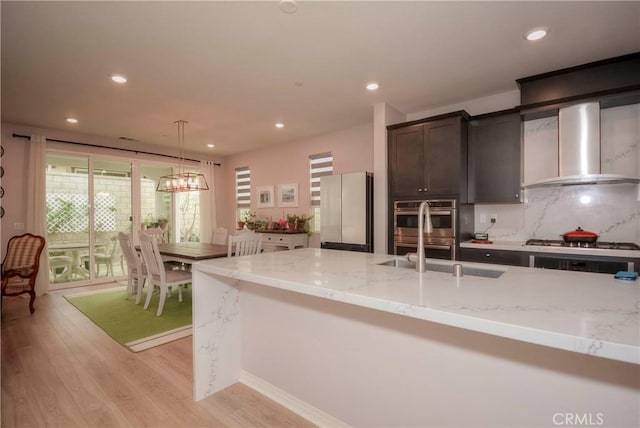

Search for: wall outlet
xmin=14 ymin=222 xmax=25 ymax=230
xmin=490 ymin=214 xmax=497 ymax=224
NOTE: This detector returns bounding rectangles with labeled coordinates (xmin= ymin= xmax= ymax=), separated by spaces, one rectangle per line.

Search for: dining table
xmin=48 ymin=241 xmax=109 ymax=279
xmin=152 ymin=242 xmax=229 ymax=264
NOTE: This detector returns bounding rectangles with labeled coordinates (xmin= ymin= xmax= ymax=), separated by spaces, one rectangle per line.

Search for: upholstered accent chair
xmin=1 ymin=233 xmax=46 ymax=314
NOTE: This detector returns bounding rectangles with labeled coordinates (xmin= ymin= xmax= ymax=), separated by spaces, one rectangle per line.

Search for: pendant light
xmin=156 ymin=120 xmax=209 ymax=192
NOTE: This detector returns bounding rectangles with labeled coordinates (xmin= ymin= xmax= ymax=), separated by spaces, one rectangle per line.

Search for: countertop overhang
xmin=193 ymin=248 xmax=640 ymax=364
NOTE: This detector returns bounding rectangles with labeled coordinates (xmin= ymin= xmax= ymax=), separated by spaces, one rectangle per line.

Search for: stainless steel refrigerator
xmin=320 ymin=172 xmax=373 ymax=252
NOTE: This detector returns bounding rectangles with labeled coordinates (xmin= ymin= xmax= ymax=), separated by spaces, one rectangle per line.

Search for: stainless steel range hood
xmin=524 ymin=102 xmax=640 ymax=189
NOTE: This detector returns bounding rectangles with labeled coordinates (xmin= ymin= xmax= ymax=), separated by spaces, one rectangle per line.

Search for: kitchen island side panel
xmin=239 ymin=282 xmax=639 ymax=428
xmin=192 ymin=270 xmax=242 ymax=401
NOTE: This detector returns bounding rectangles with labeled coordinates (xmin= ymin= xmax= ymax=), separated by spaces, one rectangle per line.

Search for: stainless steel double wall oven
xmin=393 ymin=199 xmax=458 ymax=260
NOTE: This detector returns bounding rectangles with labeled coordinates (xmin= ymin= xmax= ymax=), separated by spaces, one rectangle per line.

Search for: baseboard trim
xmin=238 ymin=370 xmax=350 ymax=428
xmin=126 ymin=325 xmax=192 ymax=352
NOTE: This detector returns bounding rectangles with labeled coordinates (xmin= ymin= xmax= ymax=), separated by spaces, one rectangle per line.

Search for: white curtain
xmin=26 ymin=135 xmax=49 ymax=295
xmin=199 ymin=160 xmax=217 ymax=243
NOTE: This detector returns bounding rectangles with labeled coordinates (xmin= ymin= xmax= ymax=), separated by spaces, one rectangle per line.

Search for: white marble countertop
xmin=461 ymin=240 xmax=640 ymax=258
xmin=193 ymin=248 xmax=640 ymax=364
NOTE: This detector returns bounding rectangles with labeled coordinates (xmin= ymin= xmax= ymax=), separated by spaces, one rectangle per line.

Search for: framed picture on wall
xmin=256 ymin=185 xmax=275 ymax=208
xmin=277 ymin=183 xmax=298 ymax=207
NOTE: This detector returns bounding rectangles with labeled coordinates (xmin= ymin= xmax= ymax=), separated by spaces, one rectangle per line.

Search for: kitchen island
xmin=192 ymin=248 xmax=639 ymax=427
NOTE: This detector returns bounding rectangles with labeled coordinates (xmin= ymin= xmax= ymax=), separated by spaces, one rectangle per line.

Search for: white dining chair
xmin=117 ymin=232 xmax=146 ymax=303
xmin=227 ymin=230 xmax=263 ymax=257
xmin=80 ymin=237 xmax=119 ymax=277
xmin=211 ymin=227 xmax=228 ymax=245
xmin=138 ymin=232 xmax=192 ymax=316
xmin=49 ymin=253 xmax=73 ymax=282
xmin=144 ymin=226 xmax=184 ymax=270
xmin=143 ymin=227 xmax=167 ymax=243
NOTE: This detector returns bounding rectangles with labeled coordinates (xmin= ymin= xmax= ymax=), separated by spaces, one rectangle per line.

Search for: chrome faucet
xmin=406 ymin=200 xmax=433 ymax=272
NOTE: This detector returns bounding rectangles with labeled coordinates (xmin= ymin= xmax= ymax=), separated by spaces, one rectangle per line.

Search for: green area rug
xmin=65 ymin=286 xmax=192 ymax=352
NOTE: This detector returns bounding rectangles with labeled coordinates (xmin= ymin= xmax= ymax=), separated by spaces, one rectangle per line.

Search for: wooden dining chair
xmin=117 ymin=232 xmax=146 ymax=304
xmin=227 ymin=230 xmax=263 ymax=257
xmin=138 ymin=232 xmax=192 ymax=316
xmin=211 ymin=227 xmax=228 ymax=245
xmin=1 ymin=233 xmax=46 ymax=314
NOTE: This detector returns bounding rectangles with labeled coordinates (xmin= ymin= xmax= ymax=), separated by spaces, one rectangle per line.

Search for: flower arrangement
xmin=240 ymin=211 xmax=256 ymax=223
xmin=237 ymin=211 xmax=256 ymax=229
xmin=240 ymin=211 xmax=258 ymax=229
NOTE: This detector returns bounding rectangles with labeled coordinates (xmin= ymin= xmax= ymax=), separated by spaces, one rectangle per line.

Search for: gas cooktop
xmin=525 ymin=239 xmax=640 ymax=251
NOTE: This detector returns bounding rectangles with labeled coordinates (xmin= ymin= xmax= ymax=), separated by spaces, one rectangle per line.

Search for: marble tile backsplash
xmin=475 ymin=184 xmax=640 ymax=242
xmin=474 ymin=103 xmax=640 ymax=243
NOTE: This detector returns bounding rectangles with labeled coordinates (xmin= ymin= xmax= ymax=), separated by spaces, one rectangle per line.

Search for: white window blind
xmin=309 ymin=152 xmax=333 ymax=207
xmin=235 ymin=166 xmax=251 ymax=208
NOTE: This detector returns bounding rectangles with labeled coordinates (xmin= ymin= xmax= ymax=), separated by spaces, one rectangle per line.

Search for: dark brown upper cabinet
xmin=517 ymin=53 xmax=640 ymax=107
xmin=388 ymin=111 xmax=469 ymax=201
xmin=468 ymin=110 xmax=522 ymax=203
xmin=517 ymin=53 xmax=640 ymax=120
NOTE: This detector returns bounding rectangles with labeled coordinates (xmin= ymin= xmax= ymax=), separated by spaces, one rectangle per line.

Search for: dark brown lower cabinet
xmin=460 ymin=247 xmax=527 ymax=267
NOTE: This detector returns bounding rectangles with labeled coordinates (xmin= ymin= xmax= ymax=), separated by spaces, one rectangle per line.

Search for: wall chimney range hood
xmin=524 ymin=102 xmax=640 ymax=189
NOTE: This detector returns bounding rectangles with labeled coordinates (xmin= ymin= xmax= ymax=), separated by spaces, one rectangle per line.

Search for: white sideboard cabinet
xmin=257 ymin=231 xmax=308 ymax=252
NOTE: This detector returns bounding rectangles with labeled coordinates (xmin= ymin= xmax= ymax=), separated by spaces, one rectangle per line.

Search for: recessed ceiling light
xmin=525 ymin=27 xmax=548 ymax=41
xmin=275 ymin=123 xmax=285 ymax=129
xmin=366 ymin=82 xmax=380 ymax=91
xmin=111 ymin=74 xmax=127 ymax=83
xmin=278 ymin=0 xmax=297 ymax=14
xmin=66 ymin=117 xmax=78 ymax=124
xmin=207 ymin=144 xmax=215 ymax=148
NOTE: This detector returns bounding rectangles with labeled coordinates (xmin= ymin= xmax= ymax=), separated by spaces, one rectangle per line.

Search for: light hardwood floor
xmin=1 ymin=285 xmax=316 ymax=428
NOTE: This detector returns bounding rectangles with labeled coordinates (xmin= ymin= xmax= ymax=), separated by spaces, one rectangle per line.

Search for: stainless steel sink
xmin=377 ymin=259 xmax=504 ymax=278
xmin=378 ymin=259 xmax=415 ymax=269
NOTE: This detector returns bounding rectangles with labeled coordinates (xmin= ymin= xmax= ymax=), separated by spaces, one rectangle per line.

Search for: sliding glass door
xmin=46 ymin=155 xmax=132 ymax=286
xmin=46 ymin=154 xmax=90 ymax=285
xmin=47 ymin=154 xmax=203 ymax=288
xmin=92 ymin=159 xmax=132 ymax=279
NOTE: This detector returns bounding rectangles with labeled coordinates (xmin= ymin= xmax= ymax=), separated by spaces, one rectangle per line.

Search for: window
xmin=309 ymin=153 xmax=333 ymax=232
xmin=235 ymin=166 xmax=251 ymax=221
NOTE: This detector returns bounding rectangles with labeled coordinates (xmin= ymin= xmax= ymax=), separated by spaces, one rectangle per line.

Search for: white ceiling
xmin=2 ymin=1 xmax=639 ymax=157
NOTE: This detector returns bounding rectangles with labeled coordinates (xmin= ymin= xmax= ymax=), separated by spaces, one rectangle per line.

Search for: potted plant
xmin=143 ymin=213 xmax=157 ymax=229
xmin=157 ymin=217 xmax=169 ymax=230
xmin=286 ymin=214 xmax=298 ymax=232
xmin=296 ymin=213 xmax=313 ymax=232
